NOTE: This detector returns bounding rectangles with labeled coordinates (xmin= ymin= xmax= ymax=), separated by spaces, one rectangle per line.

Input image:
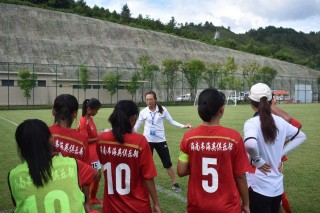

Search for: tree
xmin=120 ymin=3 xmax=131 ymax=23
xmin=181 ymin=60 xmax=206 ymax=99
xmin=126 ymin=71 xmax=140 ymax=101
xmin=219 ymin=57 xmax=238 ymax=89
xmin=166 ymin=16 xmax=176 ymax=33
xmin=138 ymin=55 xmax=159 ymax=90
xmin=162 ymin=59 xmax=182 ymax=101
xmin=204 ymin=62 xmax=223 ymax=88
xmin=79 ymin=65 xmax=89 ymax=99
xmin=102 ymin=71 xmax=121 ymax=104
xmin=242 ymin=61 xmax=261 ymax=87
xmin=258 ymin=66 xmax=278 ymax=86
xmin=18 ymin=69 xmax=37 ymax=106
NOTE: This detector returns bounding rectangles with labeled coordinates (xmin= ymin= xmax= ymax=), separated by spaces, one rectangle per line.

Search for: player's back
xmin=50 ymin=124 xmax=89 ymax=164
xmin=180 ymin=125 xmax=249 ymax=213
xmin=97 ymin=131 xmax=157 ymax=213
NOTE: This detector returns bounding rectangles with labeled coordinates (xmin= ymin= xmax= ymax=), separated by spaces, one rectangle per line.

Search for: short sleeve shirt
xmin=97 ymin=131 xmax=157 ymax=213
xmin=180 ymin=125 xmax=250 ymax=213
xmin=50 ymin=125 xmax=90 ymax=165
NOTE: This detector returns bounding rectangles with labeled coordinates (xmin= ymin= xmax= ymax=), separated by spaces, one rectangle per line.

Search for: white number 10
xmin=202 ymin=157 xmax=218 ymax=193
xmin=104 ymin=162 xmax=131 ymax=195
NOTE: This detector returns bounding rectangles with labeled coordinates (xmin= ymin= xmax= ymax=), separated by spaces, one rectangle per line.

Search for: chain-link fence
xmin=0 ymin=62 xmax=319 ymax=108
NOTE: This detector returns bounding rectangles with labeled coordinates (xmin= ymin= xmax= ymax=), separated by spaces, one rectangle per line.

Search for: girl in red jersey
xmin=78 ymin=98 xmax=103 ymax=206
xmin=8 ymin=119 xmax=97 ymax=213
xmin=49 ymin=94 xmax=92 ymax=213
xmin=177 ymin=88 xmax=251 ymax=213
xmin=98 ymin=100 xmax=161 ymax=213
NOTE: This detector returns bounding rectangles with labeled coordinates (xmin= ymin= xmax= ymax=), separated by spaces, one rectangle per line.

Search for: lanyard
xmin=150 ymin=111 xmax=157 ymax=125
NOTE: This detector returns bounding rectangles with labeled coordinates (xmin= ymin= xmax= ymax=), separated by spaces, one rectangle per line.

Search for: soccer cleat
xmin=90 ymin=198 xmax=103 ymax=205
xmin=172 ymin=183 xmax=182 ymax=193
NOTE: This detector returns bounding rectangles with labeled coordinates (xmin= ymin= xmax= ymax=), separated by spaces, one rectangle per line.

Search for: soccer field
xmin=0 ymin=104 xmax=319 ymax=212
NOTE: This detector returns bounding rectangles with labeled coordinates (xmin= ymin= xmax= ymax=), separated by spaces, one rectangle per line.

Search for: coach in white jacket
xmin=134 ymin=91 xmax=192 ymax=193
xmin=244 ymin=83 xmax=306 ymax=213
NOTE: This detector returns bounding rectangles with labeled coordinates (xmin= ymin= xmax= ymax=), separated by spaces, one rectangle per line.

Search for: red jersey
xmin=50 ymin=124 xmax=90 ymax=165
xmin=180 ymin=125 xmax=250 ymax=213
xmin=97 ymin=131 xmax=157 ymax=213
xmin=78 ymin=116 xmax=99 ymax=163
xmin=78 ymin=116 xmax=98 ymax=143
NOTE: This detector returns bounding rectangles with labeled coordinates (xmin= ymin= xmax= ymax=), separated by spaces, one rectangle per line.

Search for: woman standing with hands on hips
xmin=134 ymin=91 xmax=192 ymax=193
xmin=244 ymin=83 xmax=306 ymax=213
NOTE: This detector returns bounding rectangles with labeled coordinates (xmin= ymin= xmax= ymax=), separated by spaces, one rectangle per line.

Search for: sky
xmin=85 ymin=0 xmax=320 ymax=34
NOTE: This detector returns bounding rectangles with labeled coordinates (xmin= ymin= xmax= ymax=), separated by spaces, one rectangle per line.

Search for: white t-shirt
xmin=244 ymin=114 xmax=299 ymax=197
xmin=133 ymin=105 xmax=184 ymax=143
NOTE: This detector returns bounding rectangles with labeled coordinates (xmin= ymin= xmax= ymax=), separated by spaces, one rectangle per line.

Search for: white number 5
xmin=202 ymin=157 xmax=218 ymax=193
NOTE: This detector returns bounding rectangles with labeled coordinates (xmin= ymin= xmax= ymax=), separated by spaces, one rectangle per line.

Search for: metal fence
xmin=0 ymin=62 xmax=319 ymax=108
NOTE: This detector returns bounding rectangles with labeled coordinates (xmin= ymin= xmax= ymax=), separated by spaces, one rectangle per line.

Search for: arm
xmin=271 ymin=97 xmax=292 ymax=123
xmin=82 ymin=185 xmax=90 ymax=213
xmin=164 ymin=110 xmax=191 ymax=128
xmin=235 ymin=173 xmax=250 ymax=213
xmin=283 ymin=131 xmax=306 ymax=155
xmin=244 ymin=138 xmax=270 ymax=175
xmin=144 ymin=178 xmax=161 ymax=213
xmin=133 ymin=114 xmax=144 ymax=132
xmin=177 ymin=151 xmax=190 ymax=177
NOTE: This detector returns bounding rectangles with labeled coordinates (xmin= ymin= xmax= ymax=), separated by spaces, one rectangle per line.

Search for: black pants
xmin=249 ymin=190 xmax=282 ymax=213
xmin=149 ymin=141 xmax=172 ymax=169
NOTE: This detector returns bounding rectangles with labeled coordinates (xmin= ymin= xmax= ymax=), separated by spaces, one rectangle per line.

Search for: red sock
xmin=281 ymin=192 xmax=291 ymax=213
xmin=90 ymin=179 xmax=100 ymax=200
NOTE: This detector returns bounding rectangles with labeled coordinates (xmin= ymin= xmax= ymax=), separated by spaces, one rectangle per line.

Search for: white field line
xmin=156 ymin=185 xmax=187 ymax=203
xmin=0 ymin=116 xmax=18 ymax=126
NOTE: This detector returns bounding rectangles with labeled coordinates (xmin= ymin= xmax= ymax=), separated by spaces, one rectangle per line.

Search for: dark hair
xmin=82 ymin=98 xmax=101 ymax=116
xmin=15 ymin=119 xmax=53 ymax=187
xmin=145 ymin=91 xmax=163 ymax=114
xmin=108 ymin=100 xmax=139 ymax=143
xmin=198 ymin=88 xmax=225 ymax=122
xmin=251 ymin=98 xmax=278 ymax=143
xmin=53 ymin=94 xmax=78 ymax=127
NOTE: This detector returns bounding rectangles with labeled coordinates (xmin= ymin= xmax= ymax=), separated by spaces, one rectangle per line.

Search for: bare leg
xmin=167 ymin=166 xmax=177 ymax=184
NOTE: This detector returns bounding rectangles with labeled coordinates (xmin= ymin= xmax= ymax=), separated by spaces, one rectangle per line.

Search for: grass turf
xmin=0 ymin=103 xmax=319 ymax=212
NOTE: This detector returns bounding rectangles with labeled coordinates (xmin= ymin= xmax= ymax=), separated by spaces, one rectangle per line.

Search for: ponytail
xmin=252 ymin=97 xmax=278 ymax=143
xmin=82 ymin=99 xmax=89 ymax=116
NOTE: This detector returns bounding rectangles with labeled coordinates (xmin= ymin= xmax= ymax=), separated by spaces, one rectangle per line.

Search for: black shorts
xmin=249 ymin=190 xmax=282 ymax=213
xmin=149 ymin=141 xmax=172 ymax=169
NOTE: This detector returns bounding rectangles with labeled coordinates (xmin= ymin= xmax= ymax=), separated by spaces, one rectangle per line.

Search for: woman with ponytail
xmin=134 ymin=91 xmax=192 ymax=193
xmin=244 ymin=83 xmax=307 ymax=213
xmin=49 ymin=94 xmax=92 ymax=212
xmin=78 ymin=98 xmax=102 ymax=206
xmin=97 ymin=100 xmax=161 ymax=213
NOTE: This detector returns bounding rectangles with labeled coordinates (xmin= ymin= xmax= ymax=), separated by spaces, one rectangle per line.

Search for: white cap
xmin=248 ymin=83 xmax=272 ymax=102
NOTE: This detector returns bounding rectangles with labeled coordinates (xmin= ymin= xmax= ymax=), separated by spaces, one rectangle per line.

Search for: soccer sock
xmin=281 ymin=192 xmax=291 ymax=213
xmin=90 ymin=179 xmax=100 ymax=200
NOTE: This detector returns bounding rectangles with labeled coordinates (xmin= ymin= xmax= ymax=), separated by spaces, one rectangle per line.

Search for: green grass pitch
xmin=0 ymin=103 xmax=319 ymax=212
